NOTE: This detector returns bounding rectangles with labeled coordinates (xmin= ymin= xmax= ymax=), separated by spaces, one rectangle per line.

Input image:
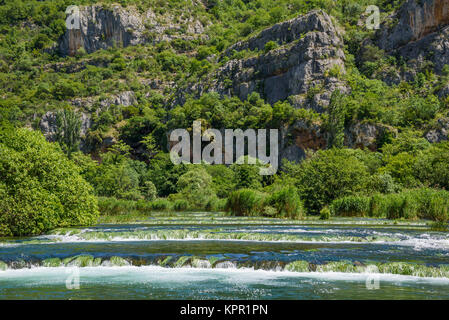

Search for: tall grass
xmin=98 ymin=197 xmax=174 ymax=216
xmin=330 ymin=195 xmax=370 ymax=217
xmin=225 ymin=189 xmax=267 ymax=216
xmin=331 ymin=188 xmax=449 ymax=222
xmin=266 ymin=186 xmax=305 ymax=219
xmin=226 ymin=186 xmax=305 ymax=219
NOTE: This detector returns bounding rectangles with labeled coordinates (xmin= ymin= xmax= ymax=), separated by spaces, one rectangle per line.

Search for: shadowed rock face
xmin=59 ymin=5 xmax=145 ymax=56
xmin=378 ymin=0 xmax=449 ymax=51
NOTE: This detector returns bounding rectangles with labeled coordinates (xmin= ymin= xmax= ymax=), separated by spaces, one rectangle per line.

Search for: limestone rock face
xmin=280 ymin=120 xmax=327 ymax=162
xmin=189 ymin=10 xmax=346 ymax=110
xmin=39 ymin=111 xmax=58 ymax=142
xmin=58 ymin=4 xmax=205 ymax=56
xmin=377 ymin=0 xmax=449 ymax=74
xmin=39 ymin=111 xmax=92 ymax=141
xmin=378 ymin=0 xmax=449 ymax=51
xmin=425 ymin=118 xmax=449 ymax=143
xmin=345 ymin=123 xmax=396 ymax=151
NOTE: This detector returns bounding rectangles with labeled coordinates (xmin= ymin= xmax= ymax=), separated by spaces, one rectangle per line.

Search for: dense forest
xmin=1 ymin=0 xmax=449 ymax=236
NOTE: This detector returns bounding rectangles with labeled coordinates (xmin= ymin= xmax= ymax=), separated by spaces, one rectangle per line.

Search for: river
xmin=0 ymin=213 xmax=448 ymax=299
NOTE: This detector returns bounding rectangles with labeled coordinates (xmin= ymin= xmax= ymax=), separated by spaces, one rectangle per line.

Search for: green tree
xmin=55 ymin=109 xmax=81 ymax=157
xmin=283 ymin=149 xmax=370 ymax=214
xmin=0 ymin=127 xmax=98 ymax=236
xmin=326 ymin=90 xmax=345 ymax=149
xmin=176 ymin=167 xmax=215 ymax=208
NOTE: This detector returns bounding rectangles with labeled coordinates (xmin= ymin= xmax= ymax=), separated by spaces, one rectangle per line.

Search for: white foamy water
xmin=1 ymin=266 xmax=449 ymax=285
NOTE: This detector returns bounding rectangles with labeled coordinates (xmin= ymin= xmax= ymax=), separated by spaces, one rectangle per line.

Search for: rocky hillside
xmin=1 ymin=0 xmax=449 ymax=163
xmin=377 ymin=0 xmax=449 ymax=78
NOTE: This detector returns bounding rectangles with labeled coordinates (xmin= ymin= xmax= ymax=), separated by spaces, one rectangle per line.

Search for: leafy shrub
xmin=0 ymin=128 xmax=98 ymax=236
xmin=283 ymin=149 xmax=370 ymax=214
xmin=225 ymin=189 xmax=266 ymax=216
xmin=142 ymin=181 xmax=157 ymax=201
xmin=319 ymin=207 xmax=330 ymax=220
xmin=265 ymin=185 xmax=305 ymax=219
xmin=151 ymin=199 xmax=172 ymax=211
xmin=176 ymin=167 xmax=216 ymax=209
xmin=264 ymin=41 xmax=278 ymax=53
xmin=173 ymin=199 xmax=189 ymax=211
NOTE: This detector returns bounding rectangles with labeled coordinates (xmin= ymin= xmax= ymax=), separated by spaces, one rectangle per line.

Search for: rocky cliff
xmin=188 ymin=10 xmax=347 ymax=112
xmin=59 ymin=4 xmax=205 ymax=56
xmin=378 ymin=0 xmax=449 ymax=51
xmin=378 ymin=0 xmax=449 ymax=74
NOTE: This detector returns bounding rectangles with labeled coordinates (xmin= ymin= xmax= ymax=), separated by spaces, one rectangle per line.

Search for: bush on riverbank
xmin=225 ymin=186 xmax=305 ymax=219
xmin=330 ymin=195 xmax=371 ymax=217
xmin=98 ymin=195 xmax=227 ymax=216
xmin=0 ymin=128 xmax=98 ymax=236
xmin=225 ymin=189 xmax=267 ymax=216
xmin=98 ymin=197 xmax=173 ymax=215
xmin=265 ymin=185 xmax=305 ymax=219
xmin=330 ymin=188 xmax=449 ymax=221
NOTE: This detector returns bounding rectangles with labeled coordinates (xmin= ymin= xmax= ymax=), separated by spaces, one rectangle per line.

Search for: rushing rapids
xmin=0 ymin=213 xmax=448 ymax=299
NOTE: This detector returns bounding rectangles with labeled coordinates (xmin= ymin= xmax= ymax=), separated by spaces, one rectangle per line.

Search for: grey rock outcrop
xmin=345 ymin=123 xmax=397 ymax=151
xmin=425 ymin=117 xmax=449 ymax=143
xmin=59 ymin=4 xmax=205 ymax=56
xmin=378 ymin=0 xmax=449 ymax=51
xmin=188 ymin=10 xmax=346 ymax=110
xmin=39 ymin=111 xmax=58 ymax=142
xmin=39 ymin=110 xmax=92 ymax=141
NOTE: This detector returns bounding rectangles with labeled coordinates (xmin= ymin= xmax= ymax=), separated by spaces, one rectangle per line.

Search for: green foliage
xmin=205 ymin=165 xmax=235 ymax=198
xmin=0 ymin=127 xmax=98 ymax=236
xmin=151 ymin=198 xmax=172 ymax=211
xmin=283 ymin=149 xmax=370 ymax=214
xmin=148 ymin=153 xmax=188 ymax=197
xmin=173 ymin=199 xmax=189 ymax=211
xmin=366 ymin=173 xmax=400 ymax=194
xmin=226 ymin=185 xmax=305 ymax=219
xmin=264 ymin=41 xmax=278 ymax=53
xmin=55 ymin=109 xmax=81 ymax=157
xmin=326 ymin=90 xmax=345 ymax=148
xmin=231 ymin=160 xmax=263 ymax=190
xmin=330 ymin=195 xmax=371 ymax=217
xmin=226 ymin=189 xmax=266 ymax=217
xmin=265 ymin=185 xmax=305 ymax=219
xmin=176 ymin=167 xmax=216 ymax=209
xmin=369 ymin=189 xmax=449 ymax=221
xmin=319 ymin=207 xmax=330 ymax=220
xmin=141 ymin=180 xmax=157 ymax=201
xmin=414 ymin=142 xmax=449 ymax=189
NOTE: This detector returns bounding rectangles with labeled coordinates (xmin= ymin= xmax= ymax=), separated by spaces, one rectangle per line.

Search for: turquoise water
xmin=1 ymin=215 xmax=448 ymax=299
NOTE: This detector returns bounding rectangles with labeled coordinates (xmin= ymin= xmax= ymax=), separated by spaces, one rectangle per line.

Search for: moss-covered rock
xmin=285 ymin=260 xmax=310 ymax=272
xmin=42 ymin=258 xmax=62 ymax=267
xmin=64 ymin=255 xmax=95 ymax=267
xmin=191 ymin=258 xmax=211 ymax=268
xmin=0 ymin=260 xmax=7 ymax=271
xmin=174 ymin=256 xmax=192 ymax=268
xmin=108 ymin=256 xmax=130 ymax=266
